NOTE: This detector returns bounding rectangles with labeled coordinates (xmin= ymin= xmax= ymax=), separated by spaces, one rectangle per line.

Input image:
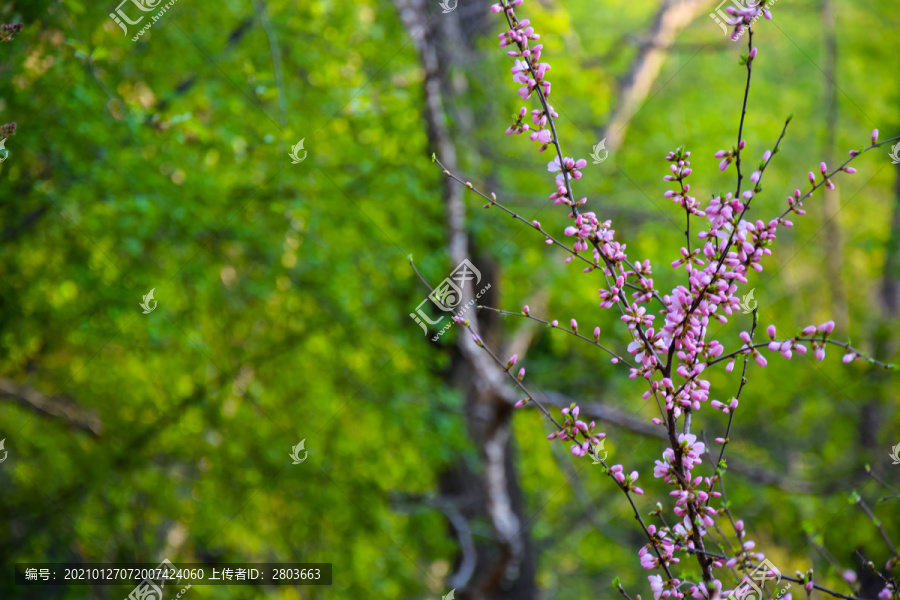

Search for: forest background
xmin=0 ymin=0 xmax=898 ymax=598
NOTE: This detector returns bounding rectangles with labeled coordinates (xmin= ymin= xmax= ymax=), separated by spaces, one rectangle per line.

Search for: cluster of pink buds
xmin=809 ymin=162 xmax=836 ymax=190
xmin=563 ymin=210 xmax=601 ymax=253
xmin=714 ymin=140 xmax=744 ymax=171
xmin=505 ymin=107 xmax=530 ymax=136
xmin=610 ymin=464 xmax=644 ymax=494
xmin=664 ymin=147 xmax=703 ymax=214
xmin=528 ymin=105 xmax=559 ymax=150
xmin=546 ymin=403 xmax=605 ymax=457
xmin=786 ymin=188 xmax=806 ymax=215
xmin=648 ymin=573 xmax=681 ymax=600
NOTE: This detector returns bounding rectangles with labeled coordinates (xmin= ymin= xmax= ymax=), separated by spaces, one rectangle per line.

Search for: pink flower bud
xmin=551 ymin=320 xmax=558 ymax=327
xmin=517 ymin=367 xmax=526 ymax=381
xmin=749 ymin=47 xmax=757 ymax=60
xmin=818 ymin=320 xmax=835 ymax=334
xmin=842 ymin=352 xmax=855 ymax=364
xmin=845 ymin=167 xmax=856 ymax=174
xmin=820 ymin=161 xmax=828 ymax=174
xmin=808 ymin=171 xmax=816 ymax=185
xmin=532 ymin=220 xmax=541 ymax=229
xmin=570 ymin=319 xmax=578 ymax=332
xmin=738 ymin=140 xmax=746 ymax=149
xmin=507 ymin=354 xmax=518 ymax=367
xmin=523 ymin=305 xmax=530 ymax=315
xmin=801 ymin=325 xmax=816 ymax=336
xmin=515 ymin=399 xmax=527 ymax=408
xmin=766 ymin=325 xmax=776 ymax=339
xmin=872 ymin=129 xmax=879 ymax=145
xmin=593 ymin=326 xmax=601 ymax=341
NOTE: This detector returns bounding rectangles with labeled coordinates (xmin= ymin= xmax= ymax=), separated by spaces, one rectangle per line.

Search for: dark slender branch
xmin=855 ymin=496 xmax=899 ymax=556
xmin=0 ymin=377 xmax=103 ymax=436
xmin=477 ymin=305 xmax=634 ymax=367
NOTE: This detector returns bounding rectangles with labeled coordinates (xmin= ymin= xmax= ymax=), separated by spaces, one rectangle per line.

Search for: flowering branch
xmin=476 ymin=304 xmax=635 ymax=367
xmin=413 ymin=0 xmax=899 ymax=598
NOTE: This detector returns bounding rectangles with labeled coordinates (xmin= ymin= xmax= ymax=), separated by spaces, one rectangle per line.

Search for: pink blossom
xmin=818 ymin=320 xmax=835 ymax=334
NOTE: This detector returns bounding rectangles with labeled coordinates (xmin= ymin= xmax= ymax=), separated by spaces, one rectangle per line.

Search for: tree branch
xmin=0 ymin=377 xmax=103 ymax=436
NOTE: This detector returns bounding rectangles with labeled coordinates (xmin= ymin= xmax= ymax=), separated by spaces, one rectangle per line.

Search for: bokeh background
xmin=0 ymin=0 xmax=898 ymax=598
